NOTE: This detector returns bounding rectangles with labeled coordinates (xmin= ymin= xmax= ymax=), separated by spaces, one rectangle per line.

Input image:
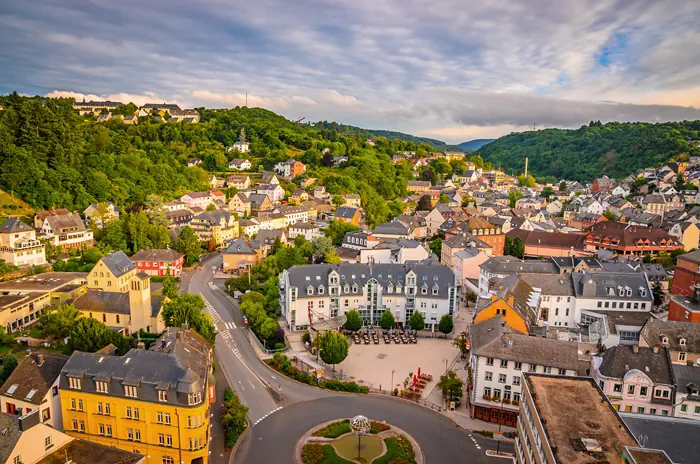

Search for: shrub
xmin=319 ymin=379 xmax=369 ymax=394
xmin=301 ymin=444 xmax=354 ymax=464
xmin=221 ymin=388 xmax=248 ymax=449
xmin=374 ymin=435 xmax=416 ymax=464
xmin=473 ymin=430 xmax=494 ymax=438
xmin=301 ymin=331 xmax=311 ymax=345
xmin=312 ymin=420 xmax=350 ymax=438
xmin=369 ymin=421 xmax=390 ymax=434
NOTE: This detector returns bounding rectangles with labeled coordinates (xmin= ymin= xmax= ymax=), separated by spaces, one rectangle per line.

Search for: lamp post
xmin=496 ymin=394 xmax=505 ymax=455
xmin=391 ymin=369 xmax=395 ymax=394
xmin=350 ymin=415 xmax=371 ymax=460
xmin=443 ymin=358 xmax=448 ymax=373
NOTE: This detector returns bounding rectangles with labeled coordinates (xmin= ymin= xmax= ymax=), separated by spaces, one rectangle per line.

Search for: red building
xmin=671 ymin=250 xmax=700 ymax=296
xmin=668 ymin=288 xmax=700 ymax=323
xmin=131 ymin=248 xmax=185 ymax=277
xmin=584 ymin=221 xmax=683 ymax=256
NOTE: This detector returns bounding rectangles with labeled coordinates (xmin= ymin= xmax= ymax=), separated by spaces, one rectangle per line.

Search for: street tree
xmin=174 ymin=227 xmax=202 ymax=265
xmin=319 ymin=331 xmax=349 ymax=371
xmin=380 ymin=310 xmax=396 ymax=330
xmin=161 ymin=293 xmax=216 ymax=344
xmin=504 ymin=236 xmax=525 ymax=258
xmin=68 ymin=318 xmax=130 ymax=354
xmin=162 ymin=271 xmax=179 ymax=299
xmin=453 ymin=332 xmax=469 ymax=358
xmin=344 ymin=310 xmax=362 ymax=332
xmin=408 ymin=311 xmax=425 ymax=331
xmin=438 ymin=314 xmax=454 ymax=337
xmin=437 ymin=370 xmax=464 ymax=401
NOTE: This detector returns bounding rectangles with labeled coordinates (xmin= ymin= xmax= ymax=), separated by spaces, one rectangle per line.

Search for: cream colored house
xmin=0 ymin=218 xmax=46 ymax=267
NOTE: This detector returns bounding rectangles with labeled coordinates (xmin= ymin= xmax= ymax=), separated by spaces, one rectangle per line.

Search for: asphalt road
xmin=188 ymin=255 xmax=513 ymax=463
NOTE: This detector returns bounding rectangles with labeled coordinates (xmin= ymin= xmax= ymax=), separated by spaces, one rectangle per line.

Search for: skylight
xmin=6 ymin=385 xmax=18 ymax=396
xmin=25 ymin=389 xmax=38 ymax=401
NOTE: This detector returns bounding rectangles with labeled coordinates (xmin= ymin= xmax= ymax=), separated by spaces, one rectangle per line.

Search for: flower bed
xmin=301 ymin=444 xmax=354 ymax=464
xmin=312 ymin=419 xmax=391 ymax=439
xmin=373 ymin=435 xmax=417 ymax=464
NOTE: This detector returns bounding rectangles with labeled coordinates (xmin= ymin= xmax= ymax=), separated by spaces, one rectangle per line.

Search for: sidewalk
xmin=445 ymin=408 xmax=517 ymax=434
xmin=210 ymin=361 xmax=233 ymax=464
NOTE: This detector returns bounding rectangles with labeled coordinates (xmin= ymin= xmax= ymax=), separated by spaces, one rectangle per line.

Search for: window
xmin=650 ymin=408 xmax=657 ymax=415
xmin=558 ymin=368 xmax=566 ymax=375
xmin=116 ymin=315 xmax=120 ymax=324
xmin=654 ymin=389 xmax=670 ymax=399
xmin=164 ymin=412 xmax=171 ymax=425
xmin=124 ymin=385 xmax=138 ymax=398
xmin=127 ymin=428 xmax=134 ymax=441
xmin=513 ymin=376 xmax=521 ymax=386
xmin=528 ymin=364 xmax=536 ymax=373
xmin=103 ymin=314 xmax=106 ymax=323
xmin=99 ymin=424 xmax=105 ymax=436
xmin=637 ymin=407 xmax=645 ymax=413
xmin=104 ymin=403 xmax=111 ymax=415
xmin=159 ymin=390 xmax=168 ymax=402
xmin=613 ymin=384 xmax=622 ymax=393
xmin=162 ymin=457 xmax=174 ymax=464
xmin=133 ymin=408 xmax=140 ymax=420
xmin=68 ymin=377 xmax=81 ymax=390
xmin=640 ymin=386 xmax=648 ymax=396
xmin=555 ymin=308 xmax=559 ymax=316
xmin=96 ymin=381 xmax=108 ymax=393
xmin=97 ymin=402 xmax=103 ymax=414
xmin=13 ymin=457 xmax=21 ymax=464
xmin=70 ymin=398 xmax=76 ymax=410
xmin=680 ymin=352 xmax=687 ymax=361
xmin=72 ymin=419 xmax=78 ymax=431
xmin=514 ymin=362 xmax=522 ymax=371
xmin=166 ymin=435 xmax=173 ymax=447
xmin=126 ymin=406 xmax=132 ymax=418
xmin=498 ymin=374 xmax=507 ymax=384
xmin=79 ymin=421 xmax=85 ymax=432
xmin=599 ymin=380 xmax=605 ymax=390
xmin=159 ymin=433 xmax=165 ymax=445
xmin=135 ymin=430 xmax=141 ymax=442
xmin=565 ymin=308 xmax=569 ymax=316
xmin=486 ymin=358 xmax=494 ymax=366
xmin=695 ymin=406 xmax=700 ymax=414
xmin=493 ymin=389 xmax=501 ymax=399
xmin=77 ymin=399 xmax=83 ymax=411
xmin=485 ymin=371 xmax=493 ymax=381
xmin=500 ymin=359 xmax=508 ymax=368
xmin=484 ymin=387 xmax=491 ymax=397
xmin=157 ymin=412 xmax=163 ymax=424
xmin=513 ymin=393 xmax=521 ymax=402
xmin=681 ymin=404 xmax=688 ymax=413
xmin=662 ymin=410 xmax=668 ymax=416
xmin=628 ymin=385 xmax=635 ymax=395
xmin=188 ymin=392 xmax=202 ymax=405
xmin=106 ymin=425 xmax=112 ymax=437
xmin=597 ymin=301 xmax=602 ymax=308
xmin=544 ymin=366 xmax=552 ymax=374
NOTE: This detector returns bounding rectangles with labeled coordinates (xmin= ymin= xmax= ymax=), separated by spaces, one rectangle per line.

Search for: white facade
xmin=280 ymin=263 xmax=457 ymax=331
xmin=0 ymin=220 xmax=46 ymax=267
xmin=359 ymin=244 xmax=430 ymax=265
xmin=287 ymin=223 xmax=323 ymax=241
xmin=229 ymin=159 xmax=252 ymax=170
xmin=257 ymin=184 xmax=285 ymax=203
xmin=228 ymin=141 xmax=250 ymax=153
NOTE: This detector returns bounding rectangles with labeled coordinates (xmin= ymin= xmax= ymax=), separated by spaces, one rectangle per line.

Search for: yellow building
xmin=473 ymin=277 xmax=538 ymax=334
xmin=191 ymin=210 xmax=239 ymax=245
xmin=60 ymin=327 xmax=213 ymax=464
xmin=74 ymin=251 xmax=164 ymax=334
xmin=0 ymin=272 xmax=87 ymax=333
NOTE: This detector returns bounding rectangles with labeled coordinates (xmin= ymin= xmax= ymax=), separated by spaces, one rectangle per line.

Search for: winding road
xmin=188 ymin=255 xmax=512 ymax=463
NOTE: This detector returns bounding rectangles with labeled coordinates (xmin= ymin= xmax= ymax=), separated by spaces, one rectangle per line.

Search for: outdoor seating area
xmin=350 ymin=328 xmax=417 ymax=345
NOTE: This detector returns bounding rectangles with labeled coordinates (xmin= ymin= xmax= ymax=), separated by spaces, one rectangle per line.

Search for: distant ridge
xmin=456 ymin=139 xmax=495 ymax=151
xmin=312 ymin=121 xmax=446 ymax=147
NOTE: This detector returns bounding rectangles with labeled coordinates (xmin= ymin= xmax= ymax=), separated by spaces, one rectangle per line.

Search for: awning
xmin=309 ymin=314 xmax=347 ymax=333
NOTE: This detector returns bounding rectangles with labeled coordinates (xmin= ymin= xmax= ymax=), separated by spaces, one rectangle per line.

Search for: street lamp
xmin=496 ymin=394 xmax=506 ymax=455
xmin=443 ymin=358 xmax=448 ymax=373
xmin=391 ymin=369 xmax=395 ymax=394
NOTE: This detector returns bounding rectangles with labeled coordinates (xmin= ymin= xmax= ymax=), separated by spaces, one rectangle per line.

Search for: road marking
xmin=226 ymin=321 xmax=237 ymax=329
xmin=249 ymin=381 xmax=256 ymax=390
xmin=221 ymin=330 xmax=230 ymax=339
xmin=252 ymin=407 xmax=283 ymax=426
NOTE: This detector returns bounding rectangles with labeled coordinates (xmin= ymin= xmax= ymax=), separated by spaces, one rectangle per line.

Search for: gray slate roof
xmin=0 ymin=353 xmax=69 ymax=405
xmin=480 ymin=256 xmax=558 ymax=274
xmin=470 ymin=317 xmax=582 ymax=371
xmin=74 ymin=290 xmax=131 ymax=314
xmin=0 ymin=413 xmax=23 ymax=463
xmin=285 ymin=262 xmax=454 ymax=299
xmin=673 ymin=364 xmax=700 ymax=399
xmin=130 ymin=248 xmax=183 ymax=263
xmin=101 ymin=250 xmax=136 ymax=277
xmin=598 ymin=345 xmax=674 ymax=385
xmin=224 ymin=237 xmax=256 ymax=255
xmin=640 ymin=319 xmax=700 ymax=353
xmin=622 ymin=413 xmax=700 ymax=464
xmin=571 ymin=271 xmax=653 ymax=300
xmin=0 ymin=217 xmax=32 ymax=234
xmin=517 ymin=273 xmax=575 ymax=296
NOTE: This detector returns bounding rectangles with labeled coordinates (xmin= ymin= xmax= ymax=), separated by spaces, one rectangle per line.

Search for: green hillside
xmin=0 ymin=93 xmax=426 ymax=227
xmin=477 ymin=121 xmax=700 ymax=182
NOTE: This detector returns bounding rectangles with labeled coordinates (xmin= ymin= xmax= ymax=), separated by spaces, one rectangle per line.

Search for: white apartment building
xmin=469 ymin=317 xmax=582 ymax=427
xmin=39 ymin=213 xmax=94 ymax=249
xmin=287 ymin=222 xmax=323 ymax=241
xmin=274 ymin=205 xmax=310 ymax=226
xmin=279 ymin=262 xmax=457 ymax=331
xmin=0 ymin=218 xmax=46 ymax=267
xmin=673 ymin=364 xmax=700 ymax=420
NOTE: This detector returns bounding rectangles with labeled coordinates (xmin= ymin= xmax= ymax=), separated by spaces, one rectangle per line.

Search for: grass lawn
xmin=301 ymin=444 xmax=354 ymax=464
xmin=312 ymin=420 xmax=391 ymax=439
xmin=334 ymin=434 xmax=383 ymax=463
xmin=372 ymin=435 xmax=416 ymax=464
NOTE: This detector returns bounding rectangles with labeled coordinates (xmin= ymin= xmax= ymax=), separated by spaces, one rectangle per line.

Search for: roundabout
xmin=297 ymin=416 xmax=422 ymax=464
xmin=234 ymin=395 xmax=504 ymax=463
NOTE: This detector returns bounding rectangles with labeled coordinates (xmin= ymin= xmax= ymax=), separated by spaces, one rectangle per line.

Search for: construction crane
xmin=294 ymin=117 xmax=306 ymax=125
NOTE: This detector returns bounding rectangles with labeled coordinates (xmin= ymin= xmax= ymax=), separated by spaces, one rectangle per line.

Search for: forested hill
xmin=0 ymin=93 xmax=445 ymax=227
xmin=477 ymin=121 xmax=700 ymax=183
xmin=311 ymin=121 xmax=446 ymax=147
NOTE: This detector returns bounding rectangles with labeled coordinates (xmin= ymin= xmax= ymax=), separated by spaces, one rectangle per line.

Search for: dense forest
xmin=0 ymin=93 xmax=443 ymax=227
xmin=477 ymin=121 xmax=700 ymax=182
xmin=312 ymin=121 xmax=445 ymax=147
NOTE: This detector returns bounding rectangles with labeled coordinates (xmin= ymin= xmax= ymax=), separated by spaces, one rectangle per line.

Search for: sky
xmin=2 ymin=0 xmax=700 ymax=143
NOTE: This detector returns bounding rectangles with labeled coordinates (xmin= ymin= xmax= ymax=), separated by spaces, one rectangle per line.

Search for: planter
xmin=502 ymin=398 xmax=511 ymax=405
xmin=512 ymin=400 xmax=520 ymax=406
xmin=483 ymin=394 xmax=491 ymax=401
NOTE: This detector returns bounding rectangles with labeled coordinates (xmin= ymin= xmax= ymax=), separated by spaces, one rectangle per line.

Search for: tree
xmin=380 ymin=310 xmax=396 ymax=330
xmin=145 ymin=195 xmax=168 ymax=227
xmin=453 ymin=332 xmax=469 ymax=358
xmin=603 ymin=209 xmax=618 ymax=221
xmin=559 ymin=181 xmax=567 ymax=191
xmin=221 ymin=388 xmax=248 ymax=448
xmin=1 ymin=353 xmax=18 ymax=382
xmin=39 ymin=303 xmax=81 ymax=340
xmin=652 ymin=281 xmax=665 ymax=306
xmin=439 ymin=194 xmax=450 ymax=204
xmin=541 ymin=186 xmax=553 ymax=199
xmin=344 ymin=310 xmax=362 ymax=332
xmin=416 ymin=195 xmax=433 ymax=211
xmin=161 ymin=293 xmax=216 ymax=344
xmin=408 ymin=311 xmax=425 ymax=331
xmin=518 ymin=174 xmax=536 ymax=187
xmin=68 ymin=318 xmax=130 ymax=354
xmin=332 ymin=195 xmax=346 ymax=206
xmin=127 ymin=211 xmax=152 ymax=253
xmin=438 ymin=315 xmax=454 ymax=337
xmin=675 ymin=173 xmax=686 ymax=192
xmin=311 ymin=236 xmax=333 ymax=257
xmin=508 ymin=191 xmax=524 ymax=208
xmin=504 ymin=236 xmax=525 ymax=258
xmin=437 ymin=370 xmax=464 ymax=401
xmin=162 ymin=271 xmax=179 ymax=299
xmin=429 ymin=237 xmax=442 ymax=257
xmin=174 ymin=227 xmax=202 ymax=266
xmin=324 ymin=221 xmax=360 ymax=246
xmin=324 ymin=249 xmax=341 ymax=264
xmin=318 ymin=331 xmax=349 ymax=370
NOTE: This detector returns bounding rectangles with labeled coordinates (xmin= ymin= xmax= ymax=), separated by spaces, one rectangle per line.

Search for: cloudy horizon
xmin=2 ymin=0 xmax=700 ymax=143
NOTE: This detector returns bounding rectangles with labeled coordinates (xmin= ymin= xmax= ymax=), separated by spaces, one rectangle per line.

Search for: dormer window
xmin=124 ymin=385 xmax=138 ymax=398
xmin=640 ymin=287 xmax=647 ymax=297
xmin=188 ymin=392 xmax=203 ymax=405
xmin=680 ymin=337 xmax=687 ymax=346
xmin=344 ymin=284 xmax=350 ymax=294
xmin=352 ymin=284 xmax=358 ymax=293
xmin=96 ymin=381 xmax=108 ymax=393
xmin=307 ymin=286 xmax=314 ymax=296
xmin=661 ymin=336 xmax=669 ymax=345
xmin=396 ymin=284 xmax=402 ymax=294
xmin=387 ymin=284 xmax=393 ymax=294
xmin=318 ymin=286 xmax=325 ymax=295
xmin=422 ymin=287 xmax=427 ymax=295
xmin=158 ymin=390 xmax=168 ymax=402
xmin=69 ymin=377 xmax=81 ymax=390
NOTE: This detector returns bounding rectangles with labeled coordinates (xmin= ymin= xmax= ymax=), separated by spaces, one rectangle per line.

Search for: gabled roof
xmin=597 ymin=344 xmax=674 ymax=385
xmin=131 ymin=248 xmax=184 ymax=263
xmin=640 ymin=319 xmax=700 ymax=353
xmin=101 ymin=251 xmax=136 ymax=277
xmin=0 ymin=217 xmax=32 ymax=234
xmin=0 ymin=353 xmax=69 ymax=404
xmin=74 ymin=290 xmax=131 ymax=314
xmin=224 ymin=237 xmax=256 ymax=255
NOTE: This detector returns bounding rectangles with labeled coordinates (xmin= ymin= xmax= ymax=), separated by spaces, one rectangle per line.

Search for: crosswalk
xmin=224 ymin=321 xmax=236 ymax=330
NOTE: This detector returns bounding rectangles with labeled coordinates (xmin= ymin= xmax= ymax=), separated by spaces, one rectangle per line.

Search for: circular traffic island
xmin=297 ymin=416 xmax=423 ymax=464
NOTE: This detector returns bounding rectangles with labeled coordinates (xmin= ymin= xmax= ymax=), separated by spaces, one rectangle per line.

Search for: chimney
xmin=136 ymin=341 xmax=145 ymax=350
xmin=693 ymin=283 xmax=700 ymax=304
xmin=653 ymin=344 xmax=660 ymax=354
xmin=632 ymin=345 xmax=639 ymax=354
xmin=36 ymin=353 xmax=45 ymax=367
